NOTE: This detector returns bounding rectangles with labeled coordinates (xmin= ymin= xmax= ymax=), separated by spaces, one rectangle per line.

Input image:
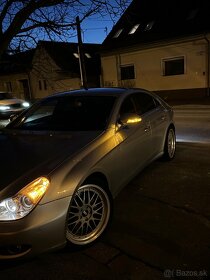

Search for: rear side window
xmin=133 ymin=92 xmax=157 ymax=115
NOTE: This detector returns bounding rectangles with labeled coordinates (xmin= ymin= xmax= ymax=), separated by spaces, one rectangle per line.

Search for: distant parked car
xmin=0 ymin=87 xmax=176 ymax=259
xmin=0 ymin=92 xmax=30 ymax=119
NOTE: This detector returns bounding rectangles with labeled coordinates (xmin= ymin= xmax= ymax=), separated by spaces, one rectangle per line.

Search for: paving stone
xmin=108 ymin=254 xmax=163 ymax=280
xmin=84 ymin=242 xmax=120 ymax=264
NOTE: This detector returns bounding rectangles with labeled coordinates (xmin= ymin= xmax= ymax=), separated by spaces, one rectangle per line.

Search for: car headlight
xmin=22 ymin=102 xmax=30 ymax=108
xmin=0 ymin=105 xmax=10 ymax=111
xmin=0 ymin=177 xmax=50 ymax=221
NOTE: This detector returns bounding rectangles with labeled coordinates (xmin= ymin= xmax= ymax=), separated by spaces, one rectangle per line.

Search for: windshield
xmin=7 ymin=95 xmax=117 ymax=131
xmin=0 ymin=92 xmax=14 ymax=100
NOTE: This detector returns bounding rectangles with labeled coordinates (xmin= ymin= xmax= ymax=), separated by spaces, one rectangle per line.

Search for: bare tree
xmin=0 ymin=0 xmax=131 ymax=58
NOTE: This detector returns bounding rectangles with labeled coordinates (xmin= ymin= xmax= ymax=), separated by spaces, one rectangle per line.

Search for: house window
xmin=39 ymin=80 xmax=47 ymax=90
xmin=162 ymin=56 xmax=185 ymax=76
xmin=73 ymin=53 xmax=79 ymax=58
xmin=39 ymin=80 xmax=42 ymax=90
xmin=113 ymin=29 xmax=123 ymax=38
xmin=120 ymin=65 xmax=135 ymax=80
xmin=85 ymin=53 xmax=91 ymax=58
xmin=129 ymin=24 xmax=140 ymax=35
xmin=43 ymin=80 xmax=47 ymax=90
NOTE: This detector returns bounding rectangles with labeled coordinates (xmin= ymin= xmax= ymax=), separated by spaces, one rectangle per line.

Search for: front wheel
xmin=163 ymin=127 xmax=176 ymax=160
xmin=66 ymin=184 xmax=111 ymax=246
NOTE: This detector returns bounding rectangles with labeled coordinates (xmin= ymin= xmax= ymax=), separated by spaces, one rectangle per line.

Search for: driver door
xmin=115 ymin=94 xmax=153 ymax=184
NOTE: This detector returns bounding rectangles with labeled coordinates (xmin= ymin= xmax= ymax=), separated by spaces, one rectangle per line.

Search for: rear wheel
xmin=66 ymin=183 xmax=111 ymax=245
xmin=163 ymin=127 xmax=176 ymax=160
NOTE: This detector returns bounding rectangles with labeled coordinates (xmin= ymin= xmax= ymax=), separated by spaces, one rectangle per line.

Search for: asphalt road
xmin=0 ymin=106 xmax=210 ymax=280
xmin=174 ymin=105 xmax=210 ymax=143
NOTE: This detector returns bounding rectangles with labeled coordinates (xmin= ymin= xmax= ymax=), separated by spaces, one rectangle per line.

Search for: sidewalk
xmin=167 ymin=96 xmax=210 ymax=106
xmin=173 ymin=104 xmax=210 ymax=110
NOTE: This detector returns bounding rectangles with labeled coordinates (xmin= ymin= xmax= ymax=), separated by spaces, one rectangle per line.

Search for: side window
xmin=24 ymin=99 xmax=57 ymax=124
xmin=119 ymin=96 xmax=136 ymax=116
xmin=153 ymin=97 xmax=161 ymax=108
xmin=133 ymin=92 xmax=157 ymax=115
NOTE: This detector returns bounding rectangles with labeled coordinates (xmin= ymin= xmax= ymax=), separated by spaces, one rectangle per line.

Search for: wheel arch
xmin=168 ymin=123 xmax=175 ymax=131
xmin=82 ymin=172 xmax=110 ymax=192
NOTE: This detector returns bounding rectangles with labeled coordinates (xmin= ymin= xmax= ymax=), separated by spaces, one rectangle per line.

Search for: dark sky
xmin=80 ymin=0 xmax=131 ymax=44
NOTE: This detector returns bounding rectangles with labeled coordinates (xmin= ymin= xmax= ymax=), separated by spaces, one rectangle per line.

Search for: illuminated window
xmin=120 ymin=65 xmax=135 ymax=80
xmin=113 ymin=29 xmax=123 ymax=38
xmin=162 ymin=56 xmax=185 ymax=76
xmin=73 ymin=53 xmax=79 ymax=58
xmin=85 ymin=53 xmax=91 ymax=58
xmin=129 ymin=24 xmax=140 ymax=35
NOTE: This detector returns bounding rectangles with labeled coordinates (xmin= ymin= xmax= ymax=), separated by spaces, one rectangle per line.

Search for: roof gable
xmin=37 ymin=41 xmax=101 ymax=76
xmin=0 ymin=50 xmax=35 ymax=75
xmin=0 ymin=41 xmax=101 ymax=77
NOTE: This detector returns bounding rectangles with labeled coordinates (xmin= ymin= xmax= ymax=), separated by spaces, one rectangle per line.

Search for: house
xmin=0 ymin=41 xmax=101 ymax=100
xmin=0 ymin=50 xmax=35 ymax=100
xmin=101 ymin=0 xmax=210 ymax=102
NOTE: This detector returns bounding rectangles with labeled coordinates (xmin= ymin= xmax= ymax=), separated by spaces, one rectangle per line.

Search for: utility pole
xmin=76 ymin=16 xmax=88 ymax=89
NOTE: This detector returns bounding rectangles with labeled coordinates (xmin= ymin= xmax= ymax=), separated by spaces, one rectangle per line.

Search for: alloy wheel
xmin=167 ymin=128 xmax=176 ymax=159
xmin=66 ymin=184 xmax=110 ymax=245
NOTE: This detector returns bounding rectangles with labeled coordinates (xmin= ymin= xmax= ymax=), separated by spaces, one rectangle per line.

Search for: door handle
xmin=161 ymin=115 xmax=166 ymax=121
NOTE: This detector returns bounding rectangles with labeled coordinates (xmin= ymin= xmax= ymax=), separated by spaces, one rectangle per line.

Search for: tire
xmin=66 ymin=183 xmax=111 ymax=246
xmin=163 ymin=127 xmax=176 ymax=160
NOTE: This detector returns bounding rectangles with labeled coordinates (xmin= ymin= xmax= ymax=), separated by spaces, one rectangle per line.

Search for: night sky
xmin=79 ymin=1 xmax=131 ymax=44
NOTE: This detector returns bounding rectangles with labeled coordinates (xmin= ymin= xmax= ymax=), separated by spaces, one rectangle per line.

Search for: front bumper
xmin=0 ymin=196 xmax=71 ymax=259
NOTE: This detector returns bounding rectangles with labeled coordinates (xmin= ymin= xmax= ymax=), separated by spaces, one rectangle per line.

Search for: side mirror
xmin=119 ymin=113 xmax=142 ymax=127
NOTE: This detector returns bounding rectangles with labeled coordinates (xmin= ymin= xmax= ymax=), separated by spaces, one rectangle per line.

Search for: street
xmin=0 ymin=105 xmax=210 ymax=279
xmin=174 ymin=105 xmax=210 ymax=143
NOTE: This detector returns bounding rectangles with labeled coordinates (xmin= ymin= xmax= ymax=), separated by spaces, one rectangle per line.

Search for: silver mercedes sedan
xmin=0 ymin=87 xmax=176 ymax=259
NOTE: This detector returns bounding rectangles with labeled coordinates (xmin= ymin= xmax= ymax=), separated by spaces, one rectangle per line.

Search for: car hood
xmin=0 ymin=130 xmax=102 ymax=194
xmin=0 ymin=98 xmax=24 ymax=105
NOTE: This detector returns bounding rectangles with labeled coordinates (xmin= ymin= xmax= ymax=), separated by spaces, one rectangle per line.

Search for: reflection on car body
xmin=0 ymin=87 xmax=176 ymax=259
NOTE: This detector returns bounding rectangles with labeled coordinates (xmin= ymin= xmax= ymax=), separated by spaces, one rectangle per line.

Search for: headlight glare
xmin=22 ymin=102 xmax=30 ymax=108
xmin=0 ymin=105 xmax=10 ymax=111
xmin=6 ymin=198 xmax=18 ymax=212
xmin=0 ymin=177 xmax=50 ymax=221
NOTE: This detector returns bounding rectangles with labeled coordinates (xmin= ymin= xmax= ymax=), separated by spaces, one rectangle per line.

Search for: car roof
xmin=46 ymin=87 xmax=149 ymax=100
